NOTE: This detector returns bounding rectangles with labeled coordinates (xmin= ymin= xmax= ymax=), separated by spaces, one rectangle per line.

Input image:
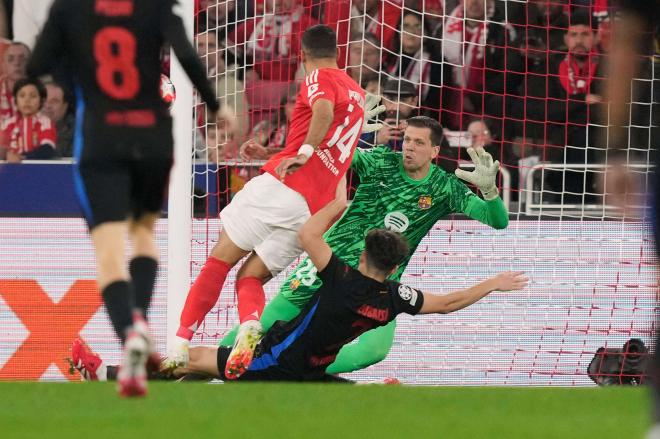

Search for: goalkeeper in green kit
xmin=220 ymin=115 xmax=508 ymax=374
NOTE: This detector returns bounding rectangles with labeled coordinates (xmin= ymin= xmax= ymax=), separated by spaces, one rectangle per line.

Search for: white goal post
xmin=166 ymin=0 xmax=195 ymax=353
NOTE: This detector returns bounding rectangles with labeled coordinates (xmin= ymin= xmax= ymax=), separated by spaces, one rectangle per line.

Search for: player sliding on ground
xmin=167 ymin=24 xmax=384 ymax=379
xmin=219 ymin=115 xmax=509 ymax=374
xmin=71 ymin=182 xmax=527 ymax=383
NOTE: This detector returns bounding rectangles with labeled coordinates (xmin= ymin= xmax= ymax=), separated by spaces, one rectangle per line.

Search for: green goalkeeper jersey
xmin=281 ymin=146 xmax=509 ymax=307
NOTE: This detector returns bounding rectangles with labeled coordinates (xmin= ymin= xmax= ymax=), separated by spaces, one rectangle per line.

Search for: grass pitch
xmin=0 ymin=382 xmax=649 ymax=438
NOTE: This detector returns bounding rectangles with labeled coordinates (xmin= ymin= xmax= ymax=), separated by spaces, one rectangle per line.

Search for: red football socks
xmin=176 ymin=256 xmax=231 ymax=340
xmin=236 ymin=276 xmax=265 ymax=323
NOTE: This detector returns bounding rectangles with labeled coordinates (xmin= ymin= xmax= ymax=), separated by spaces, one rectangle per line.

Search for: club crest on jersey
xmin=289 ymin=279 xmax=301 ymax=291
xmin=398 ymin=284 xmax=418 ymax=305
xmin=384 ymin=211 xmax=409 ymax=232
xmin=418 ymin=195 xmax=433 ymax=210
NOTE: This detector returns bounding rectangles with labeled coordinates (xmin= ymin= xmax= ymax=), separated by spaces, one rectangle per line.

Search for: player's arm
xmin=418 ymin=272 xmax=527 ymax=315
xmin=161 ymin=0 xmax=219 ymax=113
xmin=26 ymin=0 xmax=66 ymax=77
xmin=275 ymin=98 xmax=335 ymax=179
xmin=350 ymin=146 xmax=381 ymax=178
xmin=298 ymin=176 xmax=348 ymax=272
xmin=462 ymin=194 xmax=508 ymax=230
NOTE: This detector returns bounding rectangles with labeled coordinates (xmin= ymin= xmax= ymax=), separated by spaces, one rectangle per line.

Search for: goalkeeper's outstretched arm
xmin=418 ymin=272 xmax=528 ymax=315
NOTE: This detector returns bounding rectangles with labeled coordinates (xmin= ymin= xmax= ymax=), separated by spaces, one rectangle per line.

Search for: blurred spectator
xmin=205 ymin=105 xmax=240 ymax=163
xmin=1 ymin=77 xmax=56 ymax=162
xmin=441 ymin=0 xmax=522 ymax=130
xmin=248 ymin=84 xmax=297 ymax=157
xmin=362 ymin=75 xmax=384 ymax=96
xmin=360 ymin=78 xmax=418 ymax=150
xmin=387 ymin=8 xmax=442 ymax=114
xmin=467 ymin=118 xmax=518 ymax=194
xmin=546 ymin=10 xmax=605 ymax=153
xmin=0 ymin=41 xmax=29 ymax=120
xmin=196 ymin=0 xmax=236 ymax=37
xmin=42 ymin=80 xmax=74 ymax=157
xmin=197 ymin=29 xmax=249 ymax=139
xmin=324 ymin=0 xmax=402 ymax=66
xmin=347 ymin=32 xmax=381 ymax=85
xmin=510 ymin=10 xmax=605 ymax=201
xmin=524 ymin=0 xmax=569 ymax=55
xmin=229 ymin=0 xmax=316 ymax=113
xmin=228 ymin=0 xmax=317 ymax=82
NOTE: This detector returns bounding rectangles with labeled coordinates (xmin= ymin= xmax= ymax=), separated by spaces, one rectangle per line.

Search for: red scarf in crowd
xmin=558 ymin=55 xmax=598 ymax=95
xmin=443 ymin=5 xmax=492 ymax=91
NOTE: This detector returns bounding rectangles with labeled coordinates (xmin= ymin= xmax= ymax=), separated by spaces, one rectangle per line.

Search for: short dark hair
xmin=568 ymin=10 xmax=594 ymax=30
xmin=364 ymin=229 xmax=409 ymax=273
xmin=13 ymin=77 xmax=47 ymax=106
xmin=302 ymin=25 xmax=338 ymax=59
xmin=406 ymin=116 xmax=444 ymax=146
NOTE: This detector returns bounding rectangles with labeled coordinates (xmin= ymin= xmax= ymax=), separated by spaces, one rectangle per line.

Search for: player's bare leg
xmin=91 ymin=221 xmax=147 ymax=397
xmin=128 ymin=212 xmax=161 ymax=367
xmin=165 ymin=230 xmax=249 ymax=370
xmin=225 ymin=253 xmax=271 ymax=379
xmin=172 ymin=346 xmax=222 ymax=378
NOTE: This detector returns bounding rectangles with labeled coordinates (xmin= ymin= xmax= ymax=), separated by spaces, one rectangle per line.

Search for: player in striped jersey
xmin=220 ymin=115 xmax=509 ymax=373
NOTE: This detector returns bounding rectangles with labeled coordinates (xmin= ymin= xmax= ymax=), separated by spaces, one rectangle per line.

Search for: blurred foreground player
xmin=72 ymin=183 xmax=527 ymax=383
xmin=27 ymin=0 xmax=219 ymax=397
xmin=221 ymin=116 xmax=509 ymax=374
xmin=602 ymin=1 xmax=660 ymax=435
xmin=167 ymin=24 xmax=384 ymax=379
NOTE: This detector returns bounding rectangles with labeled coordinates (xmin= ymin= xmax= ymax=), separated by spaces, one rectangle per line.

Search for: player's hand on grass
xmin=455 ymin=147 xmax=500 ymax=200
xmin=275 ymin=154 xmax=309 ymax=180
xmin=493 ymin=271 xmax=528 ymax=291
xmin=362 ymin=94 xmax=386 ymax=134
xmin=239 ymin=139 xmax=268 ymax=161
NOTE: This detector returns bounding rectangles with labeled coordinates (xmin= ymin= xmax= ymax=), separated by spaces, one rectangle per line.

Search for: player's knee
xmin=236 ymin=256 xmax=272 ymax=283
xmin=359 ymin=342 xmax=392 ymax=366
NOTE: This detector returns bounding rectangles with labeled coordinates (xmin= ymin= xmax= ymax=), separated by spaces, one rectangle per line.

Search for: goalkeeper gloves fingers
xmin=362 ymin=93 xmax=386 ymax=134
xmin=455 ymin=147 xmax=500 ymax=200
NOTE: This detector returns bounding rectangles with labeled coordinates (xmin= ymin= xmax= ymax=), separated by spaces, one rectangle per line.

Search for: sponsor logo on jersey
xmin=356 ymin=304 xmax=390 ymax=322
xmin=418 ymin=195 xmax=433 ymax=210
xmin=384 ymin=211 xmax=409 ymax=232
xmin=398 ymin=284 xmax=418 ymax=306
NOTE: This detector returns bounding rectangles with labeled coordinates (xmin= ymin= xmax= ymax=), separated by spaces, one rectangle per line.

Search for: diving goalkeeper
xmin=219 ymin=115 xmax=509 ymax=374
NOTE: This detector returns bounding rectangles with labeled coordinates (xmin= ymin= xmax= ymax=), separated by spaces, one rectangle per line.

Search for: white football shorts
xmin=220 ymin=172 xmax=311 ymax=276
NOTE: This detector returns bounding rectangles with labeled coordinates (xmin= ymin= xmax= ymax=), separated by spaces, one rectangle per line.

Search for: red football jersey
xmin=1 ymin=113 xmax=57 ymax=154
xmin=261 ymin=68 xmax=365 ymax=214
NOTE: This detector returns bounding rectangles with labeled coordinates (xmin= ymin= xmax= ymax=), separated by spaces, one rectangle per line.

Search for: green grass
xmin=0 ymin=382 xmax=650 ymax=438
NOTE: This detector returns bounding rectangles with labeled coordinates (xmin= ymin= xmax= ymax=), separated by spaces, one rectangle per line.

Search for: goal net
xmin=179 ymin=0 xmax=658 ymax=385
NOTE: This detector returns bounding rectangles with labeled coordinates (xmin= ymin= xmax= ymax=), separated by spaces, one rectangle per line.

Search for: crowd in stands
xmin=1 ymin=0 xmax=657 ymax=205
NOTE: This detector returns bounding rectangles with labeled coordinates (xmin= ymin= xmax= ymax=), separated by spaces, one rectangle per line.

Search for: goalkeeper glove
xmin=362 ymin=94 xmax=386 ymax=134
xmin=455 ymin=147 xmax=500 ymax=200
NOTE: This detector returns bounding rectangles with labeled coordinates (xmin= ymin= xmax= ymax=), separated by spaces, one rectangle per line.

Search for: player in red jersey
xmin=167 ymin=24 xmax=384 ymax=379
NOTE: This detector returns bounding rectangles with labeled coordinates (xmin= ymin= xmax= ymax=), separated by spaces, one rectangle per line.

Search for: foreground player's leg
xmin=325 ymin=320 xmax=397 ymax=374
xmin=167 ymin=230 xmax=249 ymax=368
xmin=225 ymin=253 xmax=271 ymax=379
xmin=91 ymin=221 xmax=148 ymax=396
xmin=220 ymin=292 xmax=302 ymax=347
xmin=91 ymin=222 xmax=133 ymax=343
xmin=129 ymin=213 xmax=160 ymax=317
xmin=128 ymin=212 xmax=161 ymax=369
